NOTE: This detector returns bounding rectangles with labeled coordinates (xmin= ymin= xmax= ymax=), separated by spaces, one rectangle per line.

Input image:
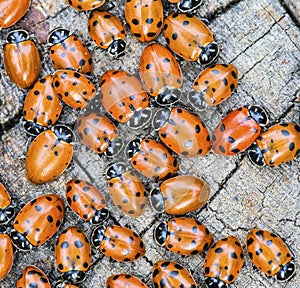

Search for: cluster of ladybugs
xmin=1 ymin=0 xmax=299 ymax=287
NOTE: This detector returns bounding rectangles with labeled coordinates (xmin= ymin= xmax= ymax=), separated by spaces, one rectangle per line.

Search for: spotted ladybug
xmin=204 ymin=236 xmax=244 ymax=288
xmin=154 ymin=217 xmax=213 ymax=256
xmin=25 ymin=125 xmax=74 ymax=184
xmin=246 ymin=229 xmax=295 ymax=281
xmin=152 ymin=260 xmax=197 ymax=288
xmin=162 ymin=13 xmax=219 ymax=65
xmin=248 ymin=123 xmax=300 ymax=166
xmin=55 ymin=283 xmax=79 ymax=288
xmin=16 ymin=265 xmax=51 ymax=288
xmin=65 ymin=0 xmax=105 ymax=10
xmin=125 ymin=0 xmax=163 ymax=43
xmin=188 ymin=64 xmax=238 ymax=110
xmin=10 ymin=194 xmax=65 ymax=251
xmin=106 ymin=163 xmax=147 ymax=217
xmin=91 ymin=225 xmax=146 ymax=262
xmin=139 ymin=43 xmax=182 ymax=105
xmin=100 ymin=70 xmax=151 ymax=129
xmin=4 ymin=29 xmax=40 ymax=89
xmin=55 ymin=226 xmax=91 ymax=284
xmin=106 ymin=274 xmax=148 ymax=288
xmin=126 ymin=138 xmax=179 ymax=180
xmin=152 ymin=107 xmax=211 ymax=157
xmin=48 ymin=28 xmax=93 ymax=75
xmin=0 ymin=182 xmax=15 ymax=225
xmin=150 ymin=175 xmax=210 ymax=214
xmin=0 ymin=231 xmax=13 ymax=281
xmin=211 ymin=106 xmax=268 ymax=156
xmin=66 ymin=178 xmax=109 ymax=225
xmin=88 ymin=11 xmax=126 ymax=58
xmin=168 ymin=0 xmax=203 ymax=13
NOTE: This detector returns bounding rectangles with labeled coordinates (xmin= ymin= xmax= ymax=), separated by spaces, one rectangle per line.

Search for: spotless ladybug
xmin=246 ymin=229 xmax=295 ymax=281
xmin=188 ymin=64 xmax=239 ymax=110
xmin=100 ymin=70 xmax=151 ymax=128
xmin=154 ymin=217 xmax=213 ymax=256
xmin=248 ymin=123 xmax=300 ymax=166
xmin=139 ymin=43 xmax=182 ymax=105
xmin=125 ymin=0 xmax=163 ymax=43
xmin=25 ymin=125 xmax=74 ymax=184
xmin=152 ymin=260 xmax=197 ymax=288
xmin=106 ymin=274 xmax=148 ymax=288
xmin=204 ymin=236 xmax=244 ymax=288
xmin=91 ymin=225 xmax=146 ymax=262
xmin=48 ymin=28 xmax=93 ymax=75
xmin=65 ymin=0 xmax=105 ymax=10
xmin=4 ymin=29 xmax=41 ymax=89
xmin=88 ymin=11 xmax=126 ymax=58
xmin=23 ymin=74 xmax=62 ymax=136
xmin=106 ymin=163 xmax=147 ymax=217
xmin=66 ymin=178 xmax=109 ymax=225
xmin=126 ymin=138 xmax=179 ymax=180
xmin=55 ymin=226 xmax=91 ymax=284
xmin=16 ymin=265 xmax=51 ymax=288
xmin=0 ymin=230 xmax=13 ymax=281
xmin=152 ymin=107 xmax=211 ymax=157
xmin=10 ymin=194 xmax=65 ymax=251
xmin=211 ymin=106 xmax=268 ymax=156
xmin=0 ymin=182 xmax=15 ymax=225
xmin=162 ymin=13 xmax=219 ymax=65
xmin=168 ymin=0 xmax=203 ymax=13
xmin=150 ymin=175 xmax=210 ymax=214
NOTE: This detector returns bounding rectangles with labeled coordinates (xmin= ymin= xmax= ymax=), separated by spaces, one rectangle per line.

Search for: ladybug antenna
xmin=105 ymin=162 xmax=127 ymax=179
xmin=198 ymin=42 xmax=219 ymax=66
xmin=47 ymin=28 xmax=70 ymax=45
xmin=6 ymin=29 xmax=29 ymax=44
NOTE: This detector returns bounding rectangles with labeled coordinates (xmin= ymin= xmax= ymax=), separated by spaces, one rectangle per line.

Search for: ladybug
xmin=126 ymin=138 xmax=179 ymax=180
xmin=152 ymin=260 xmax=197 ymax=288
xmin=26 ymin=125 xmax=74 ymax=184
xmin=188 ymin=64 xmax=239 ymax=110
xmin=0 ymin=231 xmax=13 ymax=281
xmin=23 ymin=74 xmax=62 ymax=136
xmin=100 ymin=70 xmax=151 ymax=129
xmin=152 ymin=107 xmax=211 ymax=157
xmin=154 ymin=217 xmax=213 ymax=256
xmin=106 ymin=274 xmax=148 ymax=288
xmin=10 ymin=194 xmax=65 ymax=251
xmin=106 ymin=163 xmax=147 ymax=217
xmin=162 ymin=13 xmax=219 ymax=65
xmin=66 ymin=178 xmax=109 ymax=225
xmin=55 ymin=283 xmax=79 ymax=288
xmin=125 ymin=0 xmax=163 ymax=43
xmin=0 ymin=0 xmax=31 ymax=28
xmin=204 ymin=236 xmax=244 ymax=288
xmin=0 ymin=182 xmax=15 ymax=225
xmin=55 ymin=226 xmax=91 ymax=284
xmin=211 ymin=106 xmax=268 ymax=156
xmin=65 ymin=0 xmax=105 ymax=10
xmin=150 ymin=175 xmax=210 ymax=214
xmin=168 ymin=0 xmax=203 ymax=13
xmin=248 ymin=123 xmax=300 ymax=166
xmin=91 ymin=225 xmax=146 ymax=262
xmin=246 ymin=229 xmax=295 ymax=281
xmin=52 ymin=70 xmax=96 ymax=110
xmin=16 ymin=265 xmax=51 ymax=288
xmin=88 ymin=11 xmax=126 ymax=58
xmin=4 ymin=29 xmax=41 ymax=89
xmin=139 ymin=43 xmax=182 ymax=105
xmin=47 ymin=28 xmax=93 ymax=75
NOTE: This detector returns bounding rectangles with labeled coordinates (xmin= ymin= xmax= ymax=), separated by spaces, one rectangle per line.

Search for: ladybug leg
xmin=127 ymin=107 xmax=152 ymax=129
xmin=188 ymin=90 xmax=207 ymax=111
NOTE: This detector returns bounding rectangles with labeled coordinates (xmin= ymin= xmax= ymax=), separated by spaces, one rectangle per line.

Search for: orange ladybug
xmin=16 ymin=265 xmax=51 ymax=288
xmin=188 ymin=64 xmax=239 ymax=110
xmin=125 ymin=0 xmax=163 ymax=43
xmin=126 ymin=138 xmax=179 ymax=180
xmin=88 ymin=11 xmax=126 ymax=58
xmin=139 ymin=43 xmax=182 ymax=105
xmin=106 ymin=274 xmax=148 ymax=288
xmin=23 ymin=74 xmax=62 ymax=136
xmin=66 ymin=178 xmax=109 ymax=225
xmin=0 ymin=232 xmax=13 ymax=280
xmin=10 ymin=194 xmax=65 ymax=251
xmin=106 ymin=163 xmax=147 ymax=217
xmin=204 ymin=236 xmax=244 ymax=288
xmin=162 ymin=13 xmax=219 ymax=65
xmin=48 ymin=28 xmax=93 ymax=75
xmin=25 ymin=125 xmax=74 ymax=184
xmin=248 ymin=123 xmax=300 ymax=166
xmin=154 ymin=217 xmax=213 ymax=255
xmin=211 ymin=106 xmax=268 ymax=156
xmin=246 ymin=229 xmax=295 ymax=281
xmin=0 ymin=182 xmax=15 ymax=225
xmin=168 ymin=0 xmax=203 ymax=13
xmin=91 ymin=225 xmax=146 ymax=262
xmin=150 ymin=175 xmax=210 ymax=214
xmin=152 ymin=107 xmax=211 ymax=157
xmin=65 ymin=0 xmax=105 ymax=10
xmin=4 ymin=30 xmax=40 ymax=89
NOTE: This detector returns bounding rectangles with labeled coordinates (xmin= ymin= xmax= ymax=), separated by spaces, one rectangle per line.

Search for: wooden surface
xmin=0 ymin=0 xmax=300 ymax=287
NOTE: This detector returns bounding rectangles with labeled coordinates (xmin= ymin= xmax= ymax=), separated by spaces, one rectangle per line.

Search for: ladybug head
xmin=178 ymin=0 xmax=203 ymax=13
xmin=6 ymin=29 xmax=29 ymax=44
xmin=247 ymin=143 xmax=265 ymax=166
xmin=128 ymin=107 xmax=152 ymax=129
xmin=62 ymin=270 xmax=86 ymax=284
xmin=105 ymin=137 xmax=124 ymax=158
xmin=47 ymin=28 xmax=70 ymax=45
xmin=10 ymin=229 xmax=33 ymax=251
xmin=276 ymin=260 xmax=296 ymax=282
xmin=125 ymin=138 xmax=141 ymax=159
xmin=105 ymin=162 xmax=127 ymax=179
xmin=156 ymin=88 xmax=181 ymax=106
xmin=149 ymin=188 xmax=165 ymax=213
xmin=248 ymin=106 xmax=269 ymax=126
xmin=198 ymin=42 xmax=219 ymax=65
xmin=0 ymin=205 xmax=15 ymax=225
xmin=152 ymin=108 xmax=171 ymax=131
xmin=91 ymin=225 xmax=106 ymax=248
xmin=52 ymin=125 xmax=74 ymax=143
xmin=154 ymin=222 xmax=167 ymax=246
xmin=23 ymin=121 xmax=47 ymax=137
xmin=108 ymin=39 xmax=126 ymax=58
xmin=204 ymin=277 xmax=228 ymax=288
xmin=90 ymin=208 xmax=109 ymax=225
